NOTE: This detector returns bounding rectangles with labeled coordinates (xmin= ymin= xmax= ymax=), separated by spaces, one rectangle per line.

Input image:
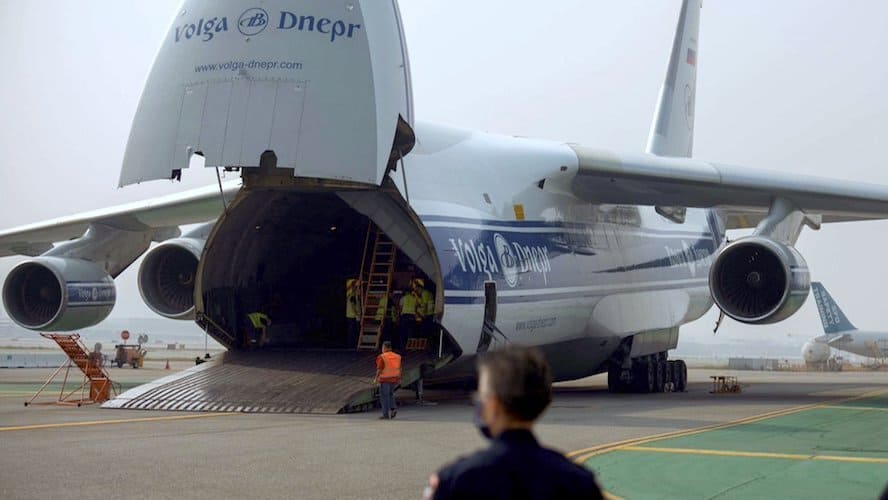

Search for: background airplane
xmin=803 ymin=282 xmax=888 ymax=367
xmin=0 ymin=0 xmax=884 ymax=410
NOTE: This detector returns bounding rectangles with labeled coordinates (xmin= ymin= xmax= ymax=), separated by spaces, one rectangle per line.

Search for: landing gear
xmin=607 ymin=364 xmax=622 ymax=393
xmin=674 ymin=359 xmax=688 ymax=392
xmin=633 ymin=360 xmax=655 ymax=393
xmin=606 ymin=354 xmax=688 ymax=394
xmin=653 ymin=359 xmax=666 ymax=393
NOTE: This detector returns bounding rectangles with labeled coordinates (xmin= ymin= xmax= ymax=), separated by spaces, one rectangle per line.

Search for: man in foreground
xmin=424 ymin=346 xmax=603 ymax=499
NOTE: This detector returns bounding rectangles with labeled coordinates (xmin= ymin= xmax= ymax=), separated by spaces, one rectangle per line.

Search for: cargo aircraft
xmin=3 ymin=0 xmax=888 ymax=411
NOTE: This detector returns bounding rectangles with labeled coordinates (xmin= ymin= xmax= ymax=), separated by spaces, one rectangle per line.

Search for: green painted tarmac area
xmin=585 ymin=394 xmax=888 ymax=499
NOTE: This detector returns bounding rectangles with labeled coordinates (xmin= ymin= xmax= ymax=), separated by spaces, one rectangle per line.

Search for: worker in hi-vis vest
xmin=346 ymin=278 xmax=362 ymax=348
xmin=376 ymin=293 xmax=398 ymax=326
xmin=420 ymin=286 xmax=435 ymax=338
xmin=246 ymin=311 xmax=271 ymax=348
xmin=374 ymin=340 xmax=402 ymax=420
xmin=398 ymin=279 xmax=423 ymax=351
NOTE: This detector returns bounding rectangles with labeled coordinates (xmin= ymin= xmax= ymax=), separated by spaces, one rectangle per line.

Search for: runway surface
xmin=1 ymin=365 xmax=885 ymax=499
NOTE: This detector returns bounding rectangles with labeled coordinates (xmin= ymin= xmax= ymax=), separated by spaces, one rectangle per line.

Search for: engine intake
xmin=709 ymin=236 xmax=810 ymax=324
xmin=138 ymin=238 xmax=202 ymax=319
xmin=2 ymin=257 xmax=115 ymax=330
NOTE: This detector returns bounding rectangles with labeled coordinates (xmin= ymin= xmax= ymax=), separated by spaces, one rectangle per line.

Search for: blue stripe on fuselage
xmin=420 ymin=215 xmax=719 ymax=304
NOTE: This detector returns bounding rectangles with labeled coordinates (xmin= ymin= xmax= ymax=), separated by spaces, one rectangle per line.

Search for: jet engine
xmin=709 ymin=236 xmax=810 ymax=324
xmin=802 ymin=340 xmax=830 ymax=363
xmin=2 ymin=257 xmax=116 ymax=331
xmin=138 ymin=237 xmax=203 ymax=319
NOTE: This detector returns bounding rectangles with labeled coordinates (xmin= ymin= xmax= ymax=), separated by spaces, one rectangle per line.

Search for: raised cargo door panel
xmin=121 ymin=0 xmax=413 ymax=186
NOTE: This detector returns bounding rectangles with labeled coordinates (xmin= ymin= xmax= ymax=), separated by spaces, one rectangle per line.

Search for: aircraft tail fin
xmin=811 ymin=282 xmax=856 ymax=334
xmin=646 ymin=0 xmax=701 ymax=158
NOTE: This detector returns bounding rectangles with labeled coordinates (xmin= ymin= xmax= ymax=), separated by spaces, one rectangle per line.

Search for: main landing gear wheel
xmin=675 ymin=359 xmax=688 ymax=392
xmin=653 ymin=360 xmax=666 ymax=393
xmin=633 ymin=361 xmax=655 ymax=393
xmin=665 ymin=360 xmax=676 ymax=392
xmin=607 ymin=365 xmax=622 ymax=393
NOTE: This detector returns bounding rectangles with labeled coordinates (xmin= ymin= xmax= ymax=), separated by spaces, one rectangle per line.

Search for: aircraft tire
xmin=654 ymin=360 xmax=666 ymax=393
xmin=633 ymin=361 xmax=654 ymax=393
xmin=665 ymin=360 xmax=676 ymax=391
xmin=676 ymin=360 xmax=688 ymax=392
xmin=607 ymin=365 xmax=623 ymax=393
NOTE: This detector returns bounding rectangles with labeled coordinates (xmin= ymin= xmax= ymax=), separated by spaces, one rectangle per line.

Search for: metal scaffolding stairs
xmin=357 ymin=224 xmax=397 ymax=350
xmin=26 ymin=333 xmax=119 ymax=407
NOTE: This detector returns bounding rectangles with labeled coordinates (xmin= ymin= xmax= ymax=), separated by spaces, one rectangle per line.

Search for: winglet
xmin=646 ymin=0 xmax=701 ymax=158
xmin=811 ymin=282 xmax=857 ymax=334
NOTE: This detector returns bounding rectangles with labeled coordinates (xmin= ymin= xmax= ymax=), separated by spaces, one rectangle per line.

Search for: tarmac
xmin=0 ymin=362 xmax=885 ymax=499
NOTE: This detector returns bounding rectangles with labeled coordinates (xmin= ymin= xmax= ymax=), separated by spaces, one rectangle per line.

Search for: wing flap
xmin=571 ymin=146 xmax=888 ymax=226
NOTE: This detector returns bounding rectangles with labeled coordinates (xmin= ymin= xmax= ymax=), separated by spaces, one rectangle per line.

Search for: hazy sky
xmin=1 ymin=1 xmax=887 ymax=351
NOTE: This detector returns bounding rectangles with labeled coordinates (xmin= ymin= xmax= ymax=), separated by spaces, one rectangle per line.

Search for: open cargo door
xmin=120 ymin=0 xmax=413 ymax=186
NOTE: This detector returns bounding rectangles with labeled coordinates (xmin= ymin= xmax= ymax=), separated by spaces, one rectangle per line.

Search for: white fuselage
xmin=808 ymin=330 xmax=888 ymax=360
xmin=395 ymin=122 xmax=723 ymax=378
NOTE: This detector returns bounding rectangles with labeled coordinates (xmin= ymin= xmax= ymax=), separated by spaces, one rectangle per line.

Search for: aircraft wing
xmin=570 ymin=146 xmax=888 ymax=229
xmin=0 ymin=181 xmax=239 ymax=258
xmin=825 ymin=334 xmax=853 ymax=345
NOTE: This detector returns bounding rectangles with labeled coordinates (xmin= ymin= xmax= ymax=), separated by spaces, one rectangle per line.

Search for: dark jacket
xmin=433 ymin=429 xmax=603 ymax=500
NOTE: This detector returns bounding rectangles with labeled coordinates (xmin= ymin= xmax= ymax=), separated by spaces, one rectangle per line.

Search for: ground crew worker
xmin=421 ymin=285 xmax=435 ymax=339
xmin=374 ymin=294 xmax=388 ymax=322
xmin=246 ymin=311 xmax=271 ymax=348
xmin=374 ymin=341 xmax=402 ymax=420
xmin=413 ymin=278 xmax=426 ymax=324
xmin=423 ymin=346 xmax=603 ymax=499
xmin=398 ymin=280 xmax=422 ymax=351
xmin=375 ymin=293 xmax=399 ymax=329
xmin=346 ymin=278 xmax=362 ymax=348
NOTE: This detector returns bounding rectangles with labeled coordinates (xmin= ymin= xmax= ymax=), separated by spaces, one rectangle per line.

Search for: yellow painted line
xmin=623 ymin=446 xmax=888 ymax=464
xmin=824 ymin=405 xmax=888 ymax=413
xmin=0 ymin=412 xmax=238 ymax=432
xmin=568 ymin=388 xmax=888 ymax=464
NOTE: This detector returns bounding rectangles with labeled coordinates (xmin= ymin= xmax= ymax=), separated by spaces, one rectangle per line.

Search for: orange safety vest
xmin=377 ymin=351 xmax=402 ymax=383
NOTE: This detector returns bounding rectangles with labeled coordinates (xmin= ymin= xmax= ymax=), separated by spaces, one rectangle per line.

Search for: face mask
xmin=473 ymin=399 xmax=492 ymax=440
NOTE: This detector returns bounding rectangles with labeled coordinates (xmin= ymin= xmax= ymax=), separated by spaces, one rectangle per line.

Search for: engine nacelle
xmin=138 ymin=238 xmax=203 ymax=319
xmin=2 ymin=257 xmax=115 ymax=331
xmin=709 ymin=236 xmax=810 ymax=324
xmin=802 ymin=340 xmax=831 ymax=363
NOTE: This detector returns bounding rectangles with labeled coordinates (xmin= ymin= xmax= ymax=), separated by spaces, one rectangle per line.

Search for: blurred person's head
xmin=382 ymin=341 xmax=392 ymax=353
xmin=475 ymin=346 xmax=552 ymax=438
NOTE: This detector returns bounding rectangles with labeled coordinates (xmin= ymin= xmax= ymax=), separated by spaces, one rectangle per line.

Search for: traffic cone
xmin=165 ymin=359 xmax=170 ymax=370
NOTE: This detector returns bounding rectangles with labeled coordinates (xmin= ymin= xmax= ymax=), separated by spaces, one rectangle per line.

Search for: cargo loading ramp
xmin=103 ymin=349 xmax=450 ymax=414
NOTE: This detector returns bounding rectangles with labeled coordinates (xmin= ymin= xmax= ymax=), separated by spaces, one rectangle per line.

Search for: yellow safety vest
xmin=247 ymin=312 xmax=269 ymax=329
xmin=375 ymin=296 xmax=388 ymax=321
xmin=421 ymin=289 xmax=434 ymax=316
xmin=346 ymin=289 xmax=360 ymax=319
xmin=399 ymin=293 xmax=417 ymax=315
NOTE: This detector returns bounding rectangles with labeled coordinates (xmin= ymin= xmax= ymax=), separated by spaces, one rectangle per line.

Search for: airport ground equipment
xmin=114 ymin=344 xmax=146 ymax=368
xmin=709 ymin=375 xmax=741 ymax=394
xmin=357 ymin=224 xmax=397 ymax=350
xmin=25 ymin=333 xmax=120 ymax=407
xmin=104 ymin=348 xmax=452 ymax=414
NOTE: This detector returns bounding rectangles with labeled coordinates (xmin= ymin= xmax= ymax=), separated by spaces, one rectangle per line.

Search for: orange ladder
xmin=26 ymin=333 xmax=119 ymax=407
xmin=357 ymin=225 xmax=397 ymax=350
